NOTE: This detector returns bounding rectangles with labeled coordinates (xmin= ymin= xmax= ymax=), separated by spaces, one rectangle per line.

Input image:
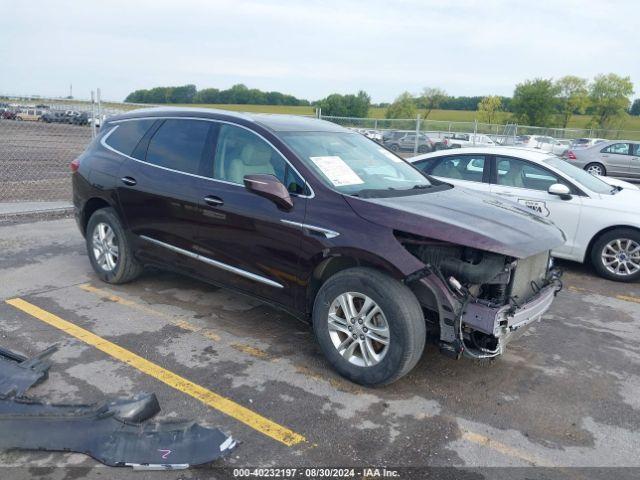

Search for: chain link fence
xmin=1 ymin=95 xmax=640 ymax=207
xmin=0 ymin=96 xmax=133 ymax=206
xmin=319 ymin=114 xmax=640 ymax=155
xmin=0 ymin=119 xmax=92 ymax=203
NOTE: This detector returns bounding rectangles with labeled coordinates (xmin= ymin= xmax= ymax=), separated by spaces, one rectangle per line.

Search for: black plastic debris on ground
xmin=0 ymin=344 xmax=58 ymax=397
xmin=0 ymin=345 xmax=236 ymax=469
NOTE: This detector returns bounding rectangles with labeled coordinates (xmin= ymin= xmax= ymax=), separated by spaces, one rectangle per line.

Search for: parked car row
xmin=41 ymin=110 xmax=91 ymax=125
xmin=0 ymin=106 xmax=98 ymax=126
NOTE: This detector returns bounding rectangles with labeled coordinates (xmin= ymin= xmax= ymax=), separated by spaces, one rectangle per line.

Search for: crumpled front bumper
xmin=461 ymin=280 xmax=561 ymax=343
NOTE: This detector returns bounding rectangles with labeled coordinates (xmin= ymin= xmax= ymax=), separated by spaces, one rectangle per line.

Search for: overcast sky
xmin=1 ymin=0 xmax=638 ymax=103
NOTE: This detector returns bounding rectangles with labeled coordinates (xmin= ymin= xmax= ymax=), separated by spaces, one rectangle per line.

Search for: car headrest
xmin=241 ymin=142 xmax=272 ymax=166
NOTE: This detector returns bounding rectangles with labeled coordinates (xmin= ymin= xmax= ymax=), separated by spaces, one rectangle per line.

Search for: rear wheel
xmin=86 ymin=207 xmax=142 ymax=284
xmin=585 ymin=162 xmax=606 ymax=176
xmin=312 ymin=267 xmax=426 ymax=386
xmin=389 ymin=143 xmax=399 ymax=152
xmin=590 ymin=228 xmax=640 ymax=282
xmin=418 ymin=145 xmax=430 ymax=153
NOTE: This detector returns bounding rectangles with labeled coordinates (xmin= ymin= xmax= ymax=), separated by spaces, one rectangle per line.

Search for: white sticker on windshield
xmin=310 ymin=156 xmax=364 ymax=186
xmin=378 ymin=148 xmax=403 ymax=163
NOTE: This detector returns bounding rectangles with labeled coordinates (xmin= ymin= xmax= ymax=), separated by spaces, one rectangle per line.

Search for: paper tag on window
xmin=378 ymin=148 xmax=403 ymax=163
xmin=310 ymin=156 xmax=364 ymax=186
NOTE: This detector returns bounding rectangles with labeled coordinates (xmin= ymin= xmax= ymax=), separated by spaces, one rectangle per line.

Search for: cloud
xmin=0 ymin=0 xmax=637 ymax=102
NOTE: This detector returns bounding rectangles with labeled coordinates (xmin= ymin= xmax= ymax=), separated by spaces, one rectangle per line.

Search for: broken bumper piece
xmin=0 ymin=345 xmax=237 ymax=469
xmin=462 ymin=282 xmax=560 ymax=345
xmin=0 ymin=395 xmax=236 ymax=468
xmin=0 ymin=344 xmax=58 ymax=397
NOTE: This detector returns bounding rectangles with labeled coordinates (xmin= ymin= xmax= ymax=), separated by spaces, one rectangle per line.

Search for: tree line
xmin=124 ymin=74 xmax=637 ymax=129
xmin=125 ymin=84 xmax=310 ymax=106
xmin=383 ymin=74 xmax=636 ymax=129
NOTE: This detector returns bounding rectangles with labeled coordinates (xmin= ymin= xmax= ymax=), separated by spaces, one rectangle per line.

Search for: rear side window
xmin=419 ymin=155 xmax=486 ymax=183
xmin=105 ymin=120 xmax=155 ymax=156
xmin=601 ymin=143 xmax=630 ymax=155
xmin=145 ymin=119 xmax=212 ymax=175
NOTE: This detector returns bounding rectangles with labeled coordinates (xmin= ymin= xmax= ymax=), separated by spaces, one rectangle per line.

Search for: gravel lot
xmin=1 ymin=218 xmax=639 ymax=479
xmin=0 ymin=120 xmax=92 ymax=202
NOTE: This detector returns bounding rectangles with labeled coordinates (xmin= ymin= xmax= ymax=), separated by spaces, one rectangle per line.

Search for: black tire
xmin=590 ymin=228 xmax=640 ymax=282
xmin=86 ymin=207 xmax=142 ymax=284
xmin=418 ymin=145 xmax=430 ymax=153
xmin=312 ymin=267 xmax=426 ymax=386
xmin=585 ymin=162 xmax=606 ymax=176
xmin=389 ymin=143 xmax=399 ymax=152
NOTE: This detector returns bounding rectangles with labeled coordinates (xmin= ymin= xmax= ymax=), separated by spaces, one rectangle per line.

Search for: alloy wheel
xmin=587 ymin=164 xmax=604 ymax=176
xmin=327 ymin=292 xmax=390 ymax=367
xmin=91 ymin=222 xmax=119 ymax=272
xmin=601 ymin=238 xmax=640 ymax=277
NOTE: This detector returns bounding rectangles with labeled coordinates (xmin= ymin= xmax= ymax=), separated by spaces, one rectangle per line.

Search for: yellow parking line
xmin=568 ymin=285 xmax=640 ymax=305
xmin=5 ymin=297 xmax=305 ymax=447
xmin=616 ymin=294 xmax=640 ymax=304
xmin=79 ymin=283 xmax=221 ymax=341
xmin=461 ymin=430 xmax=553 ymax=467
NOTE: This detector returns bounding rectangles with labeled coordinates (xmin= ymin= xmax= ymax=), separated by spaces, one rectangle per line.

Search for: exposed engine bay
xmin=397 ymin=232 xmax=563 ymax=360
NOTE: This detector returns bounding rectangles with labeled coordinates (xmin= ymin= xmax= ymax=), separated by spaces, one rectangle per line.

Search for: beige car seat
xmin=433 ymin=160 xmax=463 ymax=179
xmin=228 ymin=142 xmax=276 ymax=184
xmin=502 ymin=162 xmax=525 ymax=188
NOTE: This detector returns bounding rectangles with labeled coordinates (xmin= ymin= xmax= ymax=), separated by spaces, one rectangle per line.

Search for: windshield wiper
xmin=410 ymin=184 xmax=431 ymax=190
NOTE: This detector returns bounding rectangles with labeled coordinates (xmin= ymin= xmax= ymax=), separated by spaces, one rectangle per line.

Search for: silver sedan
xmin=565 ymin=140 xmax=640 ymax=179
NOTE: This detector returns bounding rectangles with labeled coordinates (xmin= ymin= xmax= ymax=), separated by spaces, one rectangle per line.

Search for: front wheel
xmin=86 ymin=207 xmax=142 ymax=284
xmin=585 ymin=162 xmax=606 ymax=176
xmin=389 ymin=143 xmax=399 ymax=152
xmin=312 ymin=268 xmax=426 ymax=386
xmin=590 ymin=228 xmax=640 ymax=282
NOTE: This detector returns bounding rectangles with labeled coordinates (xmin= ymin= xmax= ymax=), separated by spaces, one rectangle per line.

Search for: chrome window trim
xmin=102 ymin=116 xmax=314 ymax=198
xmin=280 ymin=219 xmax=339 ymax=239
xmin=140 ymin=235 xmax=284 ymax=289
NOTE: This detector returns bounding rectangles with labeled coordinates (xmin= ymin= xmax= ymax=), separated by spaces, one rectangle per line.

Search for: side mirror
xmin=244 ymin=174 xmax=293 ymax=211
xmin=548 ymin=183 xmax=572 ymax=200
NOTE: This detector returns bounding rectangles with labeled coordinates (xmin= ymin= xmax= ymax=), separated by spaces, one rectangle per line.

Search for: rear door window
xmin=601 ymin=143 xmax=630 ymax=155
xmin=145 ymin=119 xmax=212 ymax=175
xmin=105 ymin=120 xmax=156 ymax=156
xmin=425 ymin=155 xmax=486 ymax=183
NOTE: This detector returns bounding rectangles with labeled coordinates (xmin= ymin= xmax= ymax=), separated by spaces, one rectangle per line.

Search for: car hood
xmin=345 ymin=186 xmax=565 ymax=259
xmin=598 ymin=176 xmax=640 ymax=191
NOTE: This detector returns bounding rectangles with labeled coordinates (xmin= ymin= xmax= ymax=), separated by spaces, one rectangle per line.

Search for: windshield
xmin=544 ymin=157 xmax=614 ymax=194
xmin=279 ymin=132 xmax=433 ymax=196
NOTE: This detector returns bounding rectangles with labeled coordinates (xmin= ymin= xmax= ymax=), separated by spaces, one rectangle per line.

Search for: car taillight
xmin=70 ymin=158 xmax=80 ymax=172
xmin=566 ymin=150 xmax=576 ymax=160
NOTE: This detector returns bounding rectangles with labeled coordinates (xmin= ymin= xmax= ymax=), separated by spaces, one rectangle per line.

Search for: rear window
xmin=145 ymin=119 xmax=212 ymax=175
xmin=105 ymin=120 xmax=155 ymax=156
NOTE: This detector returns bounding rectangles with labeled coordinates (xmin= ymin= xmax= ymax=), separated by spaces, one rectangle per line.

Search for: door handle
xmin=121 ymin=176 xmax=137 ymax=186
xmin=203 ymin=195 xmax=224 ymax=207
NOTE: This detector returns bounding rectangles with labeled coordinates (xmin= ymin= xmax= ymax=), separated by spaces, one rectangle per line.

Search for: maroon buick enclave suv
xmin=72 ymin=108 xmax=564 ymax=385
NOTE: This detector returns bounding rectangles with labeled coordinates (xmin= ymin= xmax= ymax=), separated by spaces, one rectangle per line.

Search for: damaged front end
xmin=399 ymin=232 xmax=562 ymax=360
